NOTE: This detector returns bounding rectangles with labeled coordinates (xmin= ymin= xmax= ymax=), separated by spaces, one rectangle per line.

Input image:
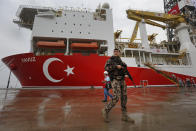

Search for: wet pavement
xmin=0 ymin=87 xmax=196 ymax=131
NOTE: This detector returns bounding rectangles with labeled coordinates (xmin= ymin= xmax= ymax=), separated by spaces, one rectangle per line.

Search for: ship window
xmin=56 ymin=22 xmax=57 ymax=24
xmin=65 ymin=22 xmax=67 ymax=25
xmin=52 ymin=30 xmax=54 ymax=32
xmin=88 ymin=24 xmax=91 ymax=27
xmin=73 ymin=14 xmax=75 ymax=17
xmin=73 ymin=23 xmax=75 ymax=26
xmin=82 ymin=15 xmax=84 ymax=18
xmin=80 ymin=24 xmax=82 ymax=26
xmin=64 ymin=14 xmax=66 ymax=16
xmin=61 ymin=30 xmax=63 ymax=33
xmin=79 ymin=32 xmax=81 ymax=34
xmin=70 ymin=31 xmax=72 ymax=33
xmin=88 ymin=32 xmax=90 ymax=34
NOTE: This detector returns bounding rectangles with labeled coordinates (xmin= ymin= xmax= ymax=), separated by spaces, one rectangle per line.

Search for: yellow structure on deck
xmin=125 ymin=9 xmax=186 ymax=49
xmin=114 ymin=30 xmax=122 ymax=40
xmin=130 ymin=22 xmax=139 ymax=43
xmin=126 ymin=9 xmax=186 ymax=29
xmin=126 ymin=9 xmax=188 ymax=63
xmin=148 ymin=33 xmax=158 ymax=45
xmin=128 ymin=21 xmax=140 ymax=48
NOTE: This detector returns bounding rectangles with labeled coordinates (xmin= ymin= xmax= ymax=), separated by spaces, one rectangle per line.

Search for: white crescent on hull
xmin=43 ymin=58 xmax=64 ymax=83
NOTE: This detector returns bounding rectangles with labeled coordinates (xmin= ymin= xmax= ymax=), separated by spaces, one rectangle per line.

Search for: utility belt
xmin=113 ymin=76 xmax=124 ymax=81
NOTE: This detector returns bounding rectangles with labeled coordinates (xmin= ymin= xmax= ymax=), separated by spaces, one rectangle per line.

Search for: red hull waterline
xmin=2 ymin=53 xmax=195 ymax=88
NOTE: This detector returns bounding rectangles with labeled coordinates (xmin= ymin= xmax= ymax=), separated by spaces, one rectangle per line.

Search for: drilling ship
xmin=2 ymin=1 xmax=196 ymax=88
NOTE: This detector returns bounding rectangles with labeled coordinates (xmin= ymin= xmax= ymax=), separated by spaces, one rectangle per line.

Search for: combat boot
xmin=102 ymin=109 xmax=110 ymax=123
xmin=122 ymin=113 xmax=135 ymax=123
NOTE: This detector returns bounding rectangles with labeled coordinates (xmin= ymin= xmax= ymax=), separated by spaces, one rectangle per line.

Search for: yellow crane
xmin=114 ymin=22 xmax=158 ymax=48
xmin=114 ymin=30 xmax=122 ymax=40
xmin=126 ymin=9 xmax=186 ymax=29
xmin=116 ymin=9 xmax=186 ymax=49
xmin=130 ymin=21 xmax=139 ymax=43
xmin=114 ymin=22 xmax=139 ymax=43
xmin=130 ymin=23 xmax=158 ymax=45
xmin=114 ymin=26 xmax=140 ymax=48
xmin=126 ymin=9 xmax=187 ymax=66
xmin=148 ymin=33 xmax=158 ymax=45
xmin=128 ymin=21 xmax=140 ymax=48
xmin=129 ymin=22 xmax=158 ymax=47
xmin=126 ymin=9 xmax=187 ymax=49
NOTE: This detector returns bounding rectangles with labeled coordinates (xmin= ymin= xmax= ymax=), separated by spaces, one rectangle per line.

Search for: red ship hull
xmin=2 ymin=53 xmax=195 ymax=87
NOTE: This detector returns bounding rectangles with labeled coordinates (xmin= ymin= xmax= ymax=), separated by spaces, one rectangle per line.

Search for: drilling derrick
xmin=163 ymin=0 xmax=178 ymax=42
xmin=163 ymin=0 xmax=196 ymax=45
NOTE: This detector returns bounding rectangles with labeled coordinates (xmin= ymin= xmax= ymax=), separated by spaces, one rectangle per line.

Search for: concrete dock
xmin=0 ymin=87 xmax=196 ymax=131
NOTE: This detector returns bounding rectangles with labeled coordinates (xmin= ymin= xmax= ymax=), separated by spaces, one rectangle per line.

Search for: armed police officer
xmin=102 ymin=48 xmax=135 ymax=123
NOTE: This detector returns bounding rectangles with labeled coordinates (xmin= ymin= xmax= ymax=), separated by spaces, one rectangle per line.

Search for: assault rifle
xmin=126 ymin=70 xmax=137 ymax=88
xmin=110 ymin=56 xmax=137 ymax=88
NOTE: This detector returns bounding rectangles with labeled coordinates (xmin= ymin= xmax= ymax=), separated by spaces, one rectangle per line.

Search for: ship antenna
xmin=98 ymin=3 xmax=101 ymax=9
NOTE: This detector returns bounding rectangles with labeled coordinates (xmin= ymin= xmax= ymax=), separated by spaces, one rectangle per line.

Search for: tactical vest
xmin=107 ymin=56 xmax=127 ymax=81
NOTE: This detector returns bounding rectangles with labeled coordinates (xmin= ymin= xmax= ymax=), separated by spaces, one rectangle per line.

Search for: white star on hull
xmin=64 ymin=65 xmax=74 ymax=76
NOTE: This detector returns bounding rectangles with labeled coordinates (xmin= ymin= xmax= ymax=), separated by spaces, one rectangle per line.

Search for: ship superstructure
xmin=2 ymin=2 xmax=196 ymax=88
xmin=14 ymin=3 xmax=114 ymax=56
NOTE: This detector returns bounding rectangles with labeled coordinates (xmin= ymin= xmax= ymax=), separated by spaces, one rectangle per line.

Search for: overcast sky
xmin=0 ymin=0 xmax=166 ymax=87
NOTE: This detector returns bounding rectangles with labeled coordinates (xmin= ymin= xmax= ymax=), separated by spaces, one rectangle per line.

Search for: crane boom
xmin=128 ymin=12 xmax=167 ymax=29
xmin=126 ymin=9 xmax=186 ymax=28
xmin=130 ymin=22 xmax=139 ymax=43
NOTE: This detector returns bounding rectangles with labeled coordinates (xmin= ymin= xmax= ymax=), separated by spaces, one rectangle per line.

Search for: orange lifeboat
xmin=71 ymin=42 xmax=98 ymax=50
xmin=37 ymin=40 xmax=66 ymax=49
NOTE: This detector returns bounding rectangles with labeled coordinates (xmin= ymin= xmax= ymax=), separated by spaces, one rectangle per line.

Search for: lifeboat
xmin=71 ymin=42 xmax=98 ymax=50
xmin=36 ymin=40 xmax=66 ymax=48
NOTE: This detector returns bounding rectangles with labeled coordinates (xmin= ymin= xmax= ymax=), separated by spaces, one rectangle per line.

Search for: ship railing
xmin=13 ymin=19 xmax=33 ymax=26
xmin=150 ymin=48 xmax=168 ymax=53
xmin=58 ymin=6 xmax=93 ymax=13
